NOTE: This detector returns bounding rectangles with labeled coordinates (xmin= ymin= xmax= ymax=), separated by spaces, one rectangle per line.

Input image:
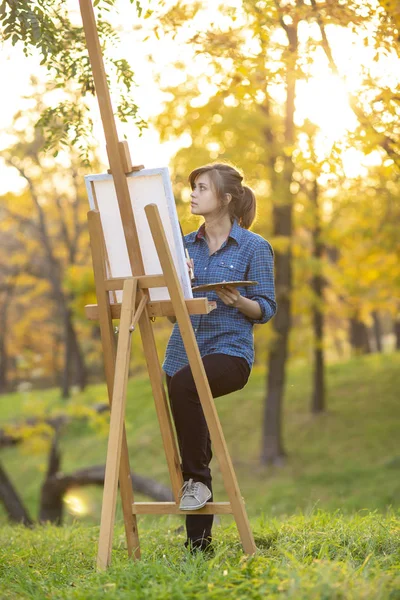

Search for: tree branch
xmin=311 ymin=0 xmax=400 ymax=165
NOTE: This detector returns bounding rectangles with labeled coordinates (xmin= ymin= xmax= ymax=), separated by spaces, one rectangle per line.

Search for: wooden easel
xmin=79 ymin=0 xmax=256 ymax=570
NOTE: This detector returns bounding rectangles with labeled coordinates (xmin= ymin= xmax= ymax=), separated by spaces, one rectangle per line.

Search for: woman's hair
xmin=188 ymin=163 xmax=256 ymax=229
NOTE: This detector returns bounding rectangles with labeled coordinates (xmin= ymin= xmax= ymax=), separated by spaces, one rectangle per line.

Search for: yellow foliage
xmin=378 ymin=0 xmax=400 ymax=28
xmin=268 ymin=236 xmax=291 ymax=254
xmin=21 ymin=435 xmax=52 ymax=457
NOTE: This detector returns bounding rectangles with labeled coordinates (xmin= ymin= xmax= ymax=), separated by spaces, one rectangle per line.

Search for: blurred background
xmin=0 ymin=0 xmax=399 ymax=529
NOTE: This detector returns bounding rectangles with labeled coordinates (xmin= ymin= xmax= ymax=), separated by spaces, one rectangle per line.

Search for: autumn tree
xmin=0 ymin=84 xmax=102 ymax=396
xmin=324 ymin=158 xmax=400 ymax=355
xmin=308 ymin=0 xmax=400 ymax=352
xmin=0 ymin=231 xmax=23 ymax=393
xmin=289 ymin=122 xmax=329 ymax=413
xmin=0 ymin=0 xmax=146 ymax=158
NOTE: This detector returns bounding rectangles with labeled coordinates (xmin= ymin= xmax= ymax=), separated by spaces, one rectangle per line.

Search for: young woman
xmin=163 ymin=163 xmax=276 ymax=552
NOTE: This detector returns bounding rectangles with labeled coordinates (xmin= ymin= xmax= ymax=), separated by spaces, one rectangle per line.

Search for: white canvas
xmin=85 ymin=168 xmax=193 ymax=302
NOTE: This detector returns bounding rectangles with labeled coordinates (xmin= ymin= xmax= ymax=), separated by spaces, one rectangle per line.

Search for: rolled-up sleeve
xmin=246 ymin=240 xmax=277 ymax=324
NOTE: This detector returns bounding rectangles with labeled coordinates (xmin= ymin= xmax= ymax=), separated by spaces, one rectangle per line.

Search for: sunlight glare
xmin=64 ymin=493 xmax=89 ymax=516
xmin=296 ymin=74 xmax=356 ymax=143
xmin=341 ymin=148 xmax=382 ymax=179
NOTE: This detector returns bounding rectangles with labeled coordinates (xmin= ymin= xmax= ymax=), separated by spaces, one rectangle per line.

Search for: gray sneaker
xmin=179 ymin=479 xmax=212 ymax=510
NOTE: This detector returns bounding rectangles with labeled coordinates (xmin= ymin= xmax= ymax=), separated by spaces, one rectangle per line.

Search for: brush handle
xmin=185 ymin=248 xmax=195 ymax=281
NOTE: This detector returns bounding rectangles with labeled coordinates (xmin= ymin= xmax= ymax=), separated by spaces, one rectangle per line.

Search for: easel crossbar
xmin=85 ymin=298 xmax=216 ymax=321
xmin=105 ymin=275 xmax=166 ymax=291
xmin=132 ymin=502 xmax=233 ymax=515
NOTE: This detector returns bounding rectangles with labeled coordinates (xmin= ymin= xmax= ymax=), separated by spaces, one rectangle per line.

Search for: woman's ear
xmin=224 ymin=193 xmax=232 ymax=205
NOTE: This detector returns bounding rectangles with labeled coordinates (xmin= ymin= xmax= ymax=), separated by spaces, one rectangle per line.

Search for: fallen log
xmin=0 ymin=414 xmax=173 ymax=526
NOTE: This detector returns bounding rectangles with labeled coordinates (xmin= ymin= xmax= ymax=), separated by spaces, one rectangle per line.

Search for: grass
xmin=0 ymin=512 xmax=399 ymax=599
xmin=0 ymin=353 xmax=399 ymax=598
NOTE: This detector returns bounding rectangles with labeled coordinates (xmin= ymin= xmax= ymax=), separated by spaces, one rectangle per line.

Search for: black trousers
xmin=166 ymin=353 xmax=250 ymax=548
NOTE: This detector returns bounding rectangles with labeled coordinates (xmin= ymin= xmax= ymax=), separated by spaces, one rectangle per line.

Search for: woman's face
xmin=190 ymin=173 xmax=221 ymax=218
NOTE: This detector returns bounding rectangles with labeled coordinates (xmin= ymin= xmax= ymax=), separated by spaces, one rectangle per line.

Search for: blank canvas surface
xmin=85 ymin=168 xmax=192 ymax=302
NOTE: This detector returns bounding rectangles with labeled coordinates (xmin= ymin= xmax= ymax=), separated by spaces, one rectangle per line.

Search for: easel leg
xmin=97 ymin=278 xmax=139 ymax=570
xmin=137 ymin=313 xmax=183 ymax=502
xmin=145 ymin=204 xmax=256 ymax=555
xmin=88 ymin=211 xmax=140 ymax=568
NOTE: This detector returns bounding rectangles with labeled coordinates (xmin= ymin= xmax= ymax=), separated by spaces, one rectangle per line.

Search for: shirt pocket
xmin=216 ymin=258 xmax=248 ymax=281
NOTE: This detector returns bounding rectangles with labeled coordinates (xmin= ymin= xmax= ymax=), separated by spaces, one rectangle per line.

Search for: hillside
xmin=0 ymin=352 xmax=399 ymax=525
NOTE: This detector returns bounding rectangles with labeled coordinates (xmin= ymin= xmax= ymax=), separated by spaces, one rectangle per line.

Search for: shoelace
xmin=180 ymin=478 xmax=200 ymax=497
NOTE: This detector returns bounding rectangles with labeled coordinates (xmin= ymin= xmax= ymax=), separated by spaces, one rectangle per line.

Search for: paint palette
xmin=192 ymin=281 xmax=258 ymax=292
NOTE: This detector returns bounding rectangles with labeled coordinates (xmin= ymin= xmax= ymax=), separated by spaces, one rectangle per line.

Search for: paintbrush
xmin=179 ymin=223 xmax=194 ymax=281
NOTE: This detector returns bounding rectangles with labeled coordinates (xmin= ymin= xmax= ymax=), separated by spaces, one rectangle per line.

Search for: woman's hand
xmin=216 ymin=285 xmax=241 ymax=307
xmin=186 ymin=256 xmax=194 ymax=280
xmin=217 ymin=285 xmax=263 ymax=319
xmin=186 ymin=257 xmax=194 ymax=272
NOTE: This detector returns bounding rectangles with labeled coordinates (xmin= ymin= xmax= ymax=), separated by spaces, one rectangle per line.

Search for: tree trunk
xmin=61 ymin=309 xmax=87 ymax=398
xmin=51 ymin=332 xmax=62 ymax=387
xmin=0 ymin=461 xmax=33 ymax=525
xmin=312 ymin=307 xmax=325 ymax=413
xmin=261 ymin=22 xmax=298 ymax=465
xmin=262 ymin=294 xmax=290 ymax=465
xmin=39 ymin=431 xmax=62 ymax=523
xmin=371 ymin=311 xmax=383 ymax=353
xmin=310 ymin=180 xmax=326 ymax=414
xmin=395 ymin=318 xmax=400 ymax=351
xmin=69 ymin=316 xmax=88 ymax=390
xmin=261 ymin=200 xmax=292 ymax=464
xmin=0 ymin=286 xmax=14 ymax=394
xmin=61 ymin=310 xmax=73 ymax=399
xmin=349 ymin=316 xmax=371 ymax=355
xmin=0 ymin=326 xmax=8 ymax=394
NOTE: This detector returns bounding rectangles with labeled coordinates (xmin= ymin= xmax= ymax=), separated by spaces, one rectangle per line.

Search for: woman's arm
xmin=216 ymin=287 xmax=262 ymax=320
xmin=216 ymin=239 xmax=276 ymax=323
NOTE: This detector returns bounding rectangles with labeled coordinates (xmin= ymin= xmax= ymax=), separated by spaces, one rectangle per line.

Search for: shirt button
xmin=230 ymin=265 xmax=234 ymax=269
xmin=204 ymin=267 xmax=207 ymax=270
xmin=194 ymin=328 xmax=198 ymax=332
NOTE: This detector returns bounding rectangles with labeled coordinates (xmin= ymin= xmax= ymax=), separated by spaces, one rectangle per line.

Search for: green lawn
xmin=0 ymin=512 xmax=399 ymax=599
xmin=0 ymin=353 xmax=399 ymax=598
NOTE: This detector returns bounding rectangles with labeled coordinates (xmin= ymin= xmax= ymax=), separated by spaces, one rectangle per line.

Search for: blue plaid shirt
xmin=162 ymin=219 xmax=276 ymax=376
